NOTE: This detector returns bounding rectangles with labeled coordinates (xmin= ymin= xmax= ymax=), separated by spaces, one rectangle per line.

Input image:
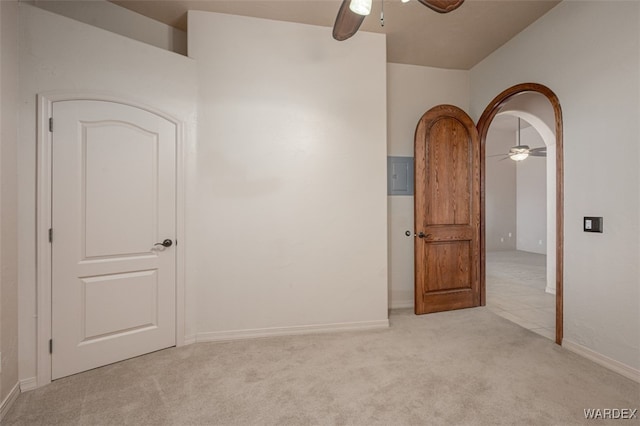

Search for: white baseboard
xmin=183 ymin=334 xmax=196 ymax=345
xmin=196 ymin=319 xmax=389 ymax=343
xmin=389 ymin=300 xmax=413 ymax=309
xmin=563 ymin=339 xmax=640 ymax=383
xmin=545 ymin=286 xmax=556 ymax=295
xmin=0 ymin=382 xmax=20 ymax=421
xmin=19 ymin=377 xmax=37 ymax=392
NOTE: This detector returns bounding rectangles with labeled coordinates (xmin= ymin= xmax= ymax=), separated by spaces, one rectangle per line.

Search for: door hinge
xmin=48 ymin=228 xmax=53 ymax=243
xmin=49 ymin=117 xmax=53 ymax=132
xmin=49 ymin=339 xmax=53 ymax=354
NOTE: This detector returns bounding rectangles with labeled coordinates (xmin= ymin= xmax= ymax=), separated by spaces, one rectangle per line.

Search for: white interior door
xmin=51 ymin=100 xmax=176 ymax=379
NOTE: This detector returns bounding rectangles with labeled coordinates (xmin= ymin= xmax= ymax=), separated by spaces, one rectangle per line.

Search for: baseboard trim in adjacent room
xmin=563 ymin=339 xmax=640 ymax=383
xmin=389 ymin=300 xmax=414 ymax=309
xmin=0 ymin=382 xmax=20 ymax=421
xmin=545 ymin=286 xmax=556 ymax=295
xmin=183 ymin=334 xmax=196 ymax=345
xmin=19 ymin=377 xmax=37 ymax=392
xmin=196 ymin=319 xmax=389 ymax=343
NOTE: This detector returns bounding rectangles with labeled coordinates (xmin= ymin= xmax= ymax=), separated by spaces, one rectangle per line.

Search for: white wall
xmin=471 ymin=1 xmax=640 ymax=372
xmin=0 ymin=0 xmax=19 ymax=410
xmin=485 ymin=128 xmax=517 ymax=251
xmin=516 ymin=126 xmax=546 ymax=254
xmin=30 ymin=0 xmax=187 ymax=55
xmin=386 ymin=63 xmax=469 ymax=309
xmin=18 ymin=4 xmax=197 ymax=386
xmin=188 ymin=12 xmax=389 ymax=337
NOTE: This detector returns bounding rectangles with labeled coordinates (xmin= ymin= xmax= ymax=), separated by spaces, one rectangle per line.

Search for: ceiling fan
xmin=489 ymin=118 xmax=547 ymax=161
xmin=502 ymin=145 xmax=547 ymax=161
xmin=333 ymin=0 xmax=465 ymax=41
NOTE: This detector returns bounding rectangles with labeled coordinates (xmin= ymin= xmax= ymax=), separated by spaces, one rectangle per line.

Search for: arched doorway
xmin=477 ymin=83 xmax=564 ymax=345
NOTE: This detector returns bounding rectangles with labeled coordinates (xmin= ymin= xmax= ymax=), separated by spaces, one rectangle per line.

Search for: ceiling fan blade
xmin=332 ymin=0 xmax=366 ymax=41
xmin=417 ymin=0 xmax=465 ymax=14
xmin=487 ymin=154 xmax=509 ymax=158
xmin=529 ymin=152 xmax=547 ymax=157
xmin=529 ymin=147 xmax=547 ymax=153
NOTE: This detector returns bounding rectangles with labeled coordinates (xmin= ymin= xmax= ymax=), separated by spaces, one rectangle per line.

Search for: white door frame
xmin=36 ymin=92 xmax=187 ymax=387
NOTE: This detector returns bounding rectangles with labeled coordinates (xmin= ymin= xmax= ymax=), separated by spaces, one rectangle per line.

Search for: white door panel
xmin=83 ymin=122 xmax=159 ymax=258
xmin=81 ymin=270 xmax=158 ymax=340
xmin=52 ymin=100 xmax=176 ymax=379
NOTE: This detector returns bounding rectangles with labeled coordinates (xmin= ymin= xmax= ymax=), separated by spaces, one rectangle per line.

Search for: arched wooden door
xmin=414 ymin=105 xmax=481 ymax=314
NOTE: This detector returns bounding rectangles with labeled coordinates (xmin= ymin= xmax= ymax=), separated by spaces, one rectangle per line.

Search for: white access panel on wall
xmin=51 ymin=100 xmax=177 ymax=379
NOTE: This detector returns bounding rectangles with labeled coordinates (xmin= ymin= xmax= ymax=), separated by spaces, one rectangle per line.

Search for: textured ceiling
xmin=109 ymin=0 xmax=560 ymax=69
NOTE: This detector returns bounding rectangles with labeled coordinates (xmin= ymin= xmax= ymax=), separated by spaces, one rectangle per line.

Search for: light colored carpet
xmin=4 ymin=308 xmax=639 ymax=425
xmin=486 ymin=250 xmax=556 ymax=340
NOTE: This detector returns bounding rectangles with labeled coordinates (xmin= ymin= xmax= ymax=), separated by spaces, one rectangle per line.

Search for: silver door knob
xmin=154 ymin=239 xmax=173 ymax=248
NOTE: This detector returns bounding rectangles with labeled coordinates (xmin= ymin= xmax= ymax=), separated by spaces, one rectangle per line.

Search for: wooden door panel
xmin=415 ymin=105 xmax=480 ymax=314
xmin=418 ymin=289 xmax=475 ymax=313
xmin=424 ymin=242 xmax=471 ymax=292
xmin=426 ymin=118 xmax=471 ymax=226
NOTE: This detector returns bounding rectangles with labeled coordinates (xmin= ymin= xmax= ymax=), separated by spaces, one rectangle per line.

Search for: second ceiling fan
xmin=333 ymin=0 xmax=465 ymax=41
xmin=489 ymin=118 xmax=547 ymax=162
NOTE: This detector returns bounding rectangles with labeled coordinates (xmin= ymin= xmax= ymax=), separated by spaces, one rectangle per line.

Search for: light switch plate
xmin=583 ymin=216 xmax=603 ymax=233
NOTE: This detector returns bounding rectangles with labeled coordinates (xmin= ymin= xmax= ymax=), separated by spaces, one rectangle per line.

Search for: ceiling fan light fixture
xmin=401 ymin=0 xmax=411 ymax=3
xmin=349 ymin=0 xmax=372 ymax=16
xmin=510 ymin=117 xmax=528 ymax=161
xmin=510 ymin=152 xmax=529 ymax=161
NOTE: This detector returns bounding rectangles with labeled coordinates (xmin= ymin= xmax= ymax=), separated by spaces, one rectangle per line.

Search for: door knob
xmin=417 ymin=232 xmax=432 ymax=239
xmin=154 ymin=239 xmax=173 ymax=248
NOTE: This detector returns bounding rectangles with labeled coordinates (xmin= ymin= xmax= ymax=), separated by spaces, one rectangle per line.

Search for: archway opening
xmin=484 ymin=110 xmax=554 ymax=340
xmin=477 ymin=83 xmax=564 ymax=345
